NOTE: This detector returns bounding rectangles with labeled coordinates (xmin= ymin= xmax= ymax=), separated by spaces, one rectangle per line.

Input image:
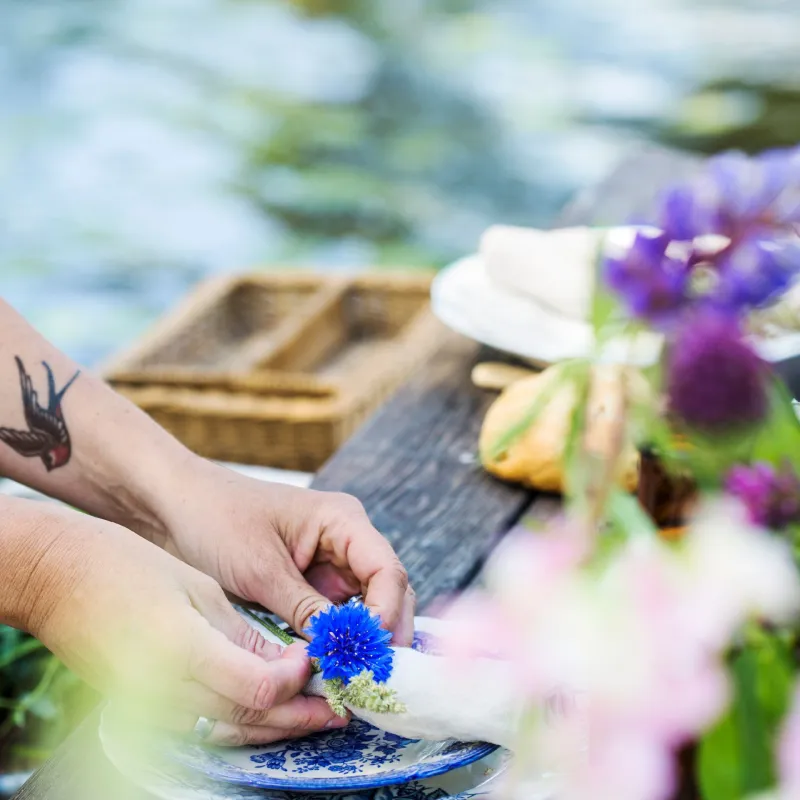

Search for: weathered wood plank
xmin=312 ymin=328 xmax=534 ymax=609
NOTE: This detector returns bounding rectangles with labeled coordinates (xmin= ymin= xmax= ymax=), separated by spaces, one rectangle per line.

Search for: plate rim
xmin=166 ymin=735 xmax=499 ymax=792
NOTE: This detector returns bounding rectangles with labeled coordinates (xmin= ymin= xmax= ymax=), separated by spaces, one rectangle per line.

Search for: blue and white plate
xmin=100 ymin=700 xmax=509 ymax=800
xmin=168 ymin=717 xmax=496 ymax=793
xmin=151 ymin=613 xmax=497 ymax=792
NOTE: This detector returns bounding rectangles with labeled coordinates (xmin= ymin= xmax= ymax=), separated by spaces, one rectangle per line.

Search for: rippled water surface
xmin=3 ymin=0 xmax=800 ymax=363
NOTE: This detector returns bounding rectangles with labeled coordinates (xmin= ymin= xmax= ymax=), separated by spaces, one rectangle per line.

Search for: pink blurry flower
xmin=441 ymin=501 xmax=800 ymax=800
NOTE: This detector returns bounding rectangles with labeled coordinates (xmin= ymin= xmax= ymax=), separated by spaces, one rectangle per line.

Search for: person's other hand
xmin=6 ymin=499 xmax=346 ymax=746
xmin=158 ymin=461 xmax=415 ymax=645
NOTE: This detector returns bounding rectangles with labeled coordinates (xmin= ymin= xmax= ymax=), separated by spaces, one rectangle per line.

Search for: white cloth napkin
xmin=305 ymin=645 xmax=521 ymax=749
xmin=245 ymin=613 xmax=522 ymax=750
xmin=479 ymin=225 xmax=604 ymax=321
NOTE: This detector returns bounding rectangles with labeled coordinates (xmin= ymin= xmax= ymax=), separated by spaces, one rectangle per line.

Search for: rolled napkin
xmin=247 ymin=601 xmax=522 ymax=750
xmin=305 ymin=646 xmax=521 ymax=749
xmin=480 ymin=225 xmax=604 ymax=321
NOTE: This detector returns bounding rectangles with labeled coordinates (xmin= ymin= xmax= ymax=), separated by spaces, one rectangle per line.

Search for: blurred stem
xmin=0 ymin=656 xmax=62 ymax=740
xmin=0 ymin=637 xmax=45 ymax=669
xmin=589 ymin=366 xmax=630 ymax=530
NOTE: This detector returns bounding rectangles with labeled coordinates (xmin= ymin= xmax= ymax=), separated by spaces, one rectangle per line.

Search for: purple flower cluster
xmin=305 ymin=599 xmax=394 ymax=685
xmin=725 ymin=461 xmax=800 ymax=530
xmin=667 ymin=315 xmax=768 ymax=435
xmin=605 ymin=147 xmax=800 ymax=330
xmin=604 ymin=146 xmax=800 ymax=434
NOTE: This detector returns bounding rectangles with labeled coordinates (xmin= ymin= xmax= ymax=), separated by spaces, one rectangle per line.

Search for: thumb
xmin=258 ymin=559 xmax=332 ymax=637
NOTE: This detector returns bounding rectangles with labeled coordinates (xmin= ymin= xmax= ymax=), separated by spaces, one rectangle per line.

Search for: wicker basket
xmin=104 ymin=272 xmax=445 ymax=470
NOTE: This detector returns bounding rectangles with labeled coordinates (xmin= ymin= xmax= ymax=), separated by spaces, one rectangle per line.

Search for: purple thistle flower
xmin=725 ymin=461 xmax=800 ymax=530
xmin=667 ymin=315 xmax=768 ymax=434
xmin=605 ymin=146 xmax=800 ymax=327
xmin=305 ymin=599 xmax=394 ymax=685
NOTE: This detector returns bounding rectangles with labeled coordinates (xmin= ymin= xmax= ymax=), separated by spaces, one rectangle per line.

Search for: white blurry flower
xmin=444 ymin=500 xmax=800 ymax=800
xmin=684 ymin=500 xmax=800 ymax=646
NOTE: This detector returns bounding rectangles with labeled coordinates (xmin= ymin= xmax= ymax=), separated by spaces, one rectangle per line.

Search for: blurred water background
xmin=3 ymin=0 xmax=800 ymax=366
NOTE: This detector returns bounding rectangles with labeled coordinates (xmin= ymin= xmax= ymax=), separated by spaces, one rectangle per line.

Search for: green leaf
xmin=679 ymin=428 xmax=757 ymax=490
xmin=562 ymin=362 xmax=593 ymax=502
xmin=0 ymin=636 xmax=45 ymax=669
xmin=241 ymin=607 xmax=297 ymax=646
xmin=750 ymin=376 xmax=800 ymax=474
xmin=606 ymin=490 xmax=658 ymax=538
xmin=698 ymin=635 xmax=794 ymax=800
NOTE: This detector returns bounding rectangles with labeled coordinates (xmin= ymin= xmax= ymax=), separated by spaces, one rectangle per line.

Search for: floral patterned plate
xmin=100 ymin=699 xmax=510 ymax=800
xmin=157 ymin=614 xmax=497 ymax=792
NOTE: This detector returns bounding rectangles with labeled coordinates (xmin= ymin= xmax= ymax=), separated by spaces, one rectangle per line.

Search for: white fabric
xmin=244 ymin=613 xmax=522 ymax=748
xmin=305 ymin=647 xmax=521 ymax=749
xmin=480 ymin=225 xmax=604 ymax=321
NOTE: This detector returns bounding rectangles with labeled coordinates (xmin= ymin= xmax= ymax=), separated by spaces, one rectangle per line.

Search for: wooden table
xmin=12 ymin=145 xmax=702 ymax=800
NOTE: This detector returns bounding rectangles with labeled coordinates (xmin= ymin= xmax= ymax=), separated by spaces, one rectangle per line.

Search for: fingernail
xmin=325 ymin=715 xmax=350 ymax=729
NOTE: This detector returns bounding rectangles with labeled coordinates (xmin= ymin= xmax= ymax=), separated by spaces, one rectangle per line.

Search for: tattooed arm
xmin=0 ymin=299 xmax=192 ymax=544
xmin=0 ymin=298 xmax=413 ymax=642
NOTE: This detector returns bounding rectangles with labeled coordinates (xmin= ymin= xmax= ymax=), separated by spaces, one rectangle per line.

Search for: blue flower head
xmin=305 ymin=599 xmax=394 ymax=685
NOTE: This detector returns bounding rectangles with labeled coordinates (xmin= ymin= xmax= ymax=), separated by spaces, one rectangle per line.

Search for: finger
xmin=188 ymin=620 xmax=311 ymax=711
xmin=169 ymin=685 xmax=346 ymax=731
xmin=304 ymin=562 xmax=360 ymax=603
xmin=344 ymin=534 xmax=408 ymax=635
xmin=394 ymin=586 xmax=416 ymax=647
xmin=318 ymin=499 xmax=409 ymax=635
xmin=207 ymin=717 xmax=350 ymax=747
xmin=189 ymin=576 xmax=285 ymax=657
xmin=255 ymin=554 xmax=333 ymax=636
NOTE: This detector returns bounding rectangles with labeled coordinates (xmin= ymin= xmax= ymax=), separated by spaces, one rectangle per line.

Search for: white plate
xmin=432 ymin=249 xmax=800 ymax=369
xmin=431 ymin=252 xmax=661 ymax=367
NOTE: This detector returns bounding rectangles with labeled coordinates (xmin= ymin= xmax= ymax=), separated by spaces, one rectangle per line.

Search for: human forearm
xmin=0 ymin=300 xmax=195 ymax=543
xmin=0 ymin=495 xmax=80 ymax=632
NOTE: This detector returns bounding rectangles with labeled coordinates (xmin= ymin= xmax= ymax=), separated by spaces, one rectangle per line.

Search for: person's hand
xmin=157 ymin=460 xmax=415 ymax=645
xmin=3 ymin=498 xmax=347 ymax=746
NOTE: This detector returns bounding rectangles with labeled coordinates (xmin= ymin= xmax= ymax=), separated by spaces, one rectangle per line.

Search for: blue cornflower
xmin=605 ymin=146 xmax=800 ymax=328
xmin=305 ymin=599 xmax=394 ymax=685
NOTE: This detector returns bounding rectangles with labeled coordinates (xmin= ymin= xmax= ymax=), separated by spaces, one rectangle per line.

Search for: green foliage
xmin=698 ymin=632 xmax=796 ymax=800
xmin=319 ymin=671 xmax=406 ymax=717
xmin=241 ymin=607 xmax=296 ymax=645
xmin=606 ymin=490 xmax=658 ymax=540
xmin=0 ymin=626 xmax=94 ymax=771
xmin=750 ymin=377 xmax=800 ymax=474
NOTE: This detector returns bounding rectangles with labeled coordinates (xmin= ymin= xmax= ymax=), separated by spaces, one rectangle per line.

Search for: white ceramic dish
xmin=431 ymin=228 xmax=800 ymax=369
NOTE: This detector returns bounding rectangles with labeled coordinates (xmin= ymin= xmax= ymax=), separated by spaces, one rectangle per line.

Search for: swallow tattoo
xmin=0 ymin=357 xmax=80 ymax=471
